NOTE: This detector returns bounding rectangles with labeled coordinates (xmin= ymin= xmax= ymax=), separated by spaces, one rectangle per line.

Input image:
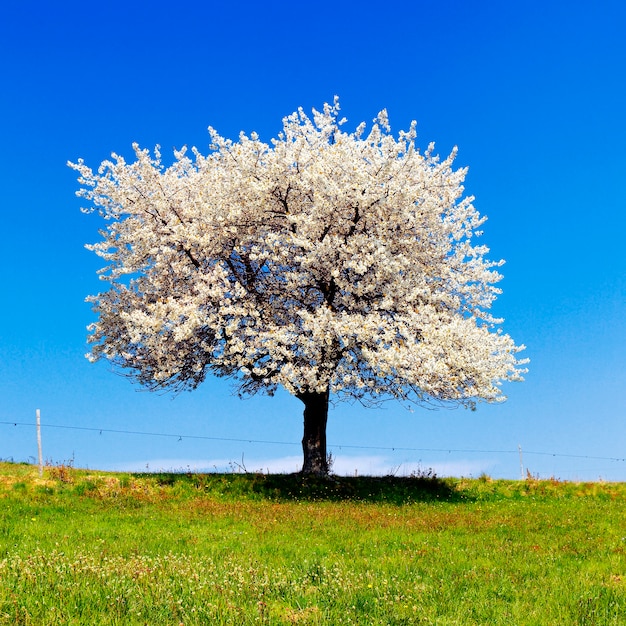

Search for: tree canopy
xmin=70 ymin=99 xmax=526 ymax=474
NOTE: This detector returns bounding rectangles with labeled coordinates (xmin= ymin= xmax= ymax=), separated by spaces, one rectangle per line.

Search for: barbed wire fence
xmin=1 ymin=415 xmax=625 ymax=481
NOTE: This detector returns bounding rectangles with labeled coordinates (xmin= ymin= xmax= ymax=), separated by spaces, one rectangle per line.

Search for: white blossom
xmin=69 ymin=98 xmax=526 ymax=409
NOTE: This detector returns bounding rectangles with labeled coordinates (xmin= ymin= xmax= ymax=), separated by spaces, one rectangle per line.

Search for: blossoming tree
xmin=70 ymin=99 xmax=526 ymax=475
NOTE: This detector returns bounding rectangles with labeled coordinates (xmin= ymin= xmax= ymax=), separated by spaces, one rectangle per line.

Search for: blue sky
xmin=1 ymin=0 xmax=624 ymax=480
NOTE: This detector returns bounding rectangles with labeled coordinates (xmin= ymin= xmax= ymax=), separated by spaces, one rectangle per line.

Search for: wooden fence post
xmin=36 ymin=409 xmax=43 ymax=477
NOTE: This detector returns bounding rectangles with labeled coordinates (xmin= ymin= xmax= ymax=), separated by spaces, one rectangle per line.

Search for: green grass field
xmin=1 ymin=461 xmax=625 ymax=625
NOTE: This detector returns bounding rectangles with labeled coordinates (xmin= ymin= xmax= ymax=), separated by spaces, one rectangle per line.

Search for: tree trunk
xmin=298 ymin=389 xmax=330 ymax=475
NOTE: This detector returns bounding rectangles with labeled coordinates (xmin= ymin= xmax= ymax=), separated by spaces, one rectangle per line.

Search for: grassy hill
xmin=1 ymin=462 xmax=625 ymax=624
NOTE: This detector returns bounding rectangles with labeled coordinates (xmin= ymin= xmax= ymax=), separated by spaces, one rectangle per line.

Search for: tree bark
xmin=298 ymin=389 xmax=330 ymax=475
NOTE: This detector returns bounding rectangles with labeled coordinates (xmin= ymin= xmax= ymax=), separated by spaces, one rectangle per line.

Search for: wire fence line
xmin=1 ymin=419 xmax=625 ymax=465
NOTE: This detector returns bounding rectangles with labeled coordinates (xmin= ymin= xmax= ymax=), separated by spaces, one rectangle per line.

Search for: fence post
xmin=36 ymin=409 xmax=43 ymax=477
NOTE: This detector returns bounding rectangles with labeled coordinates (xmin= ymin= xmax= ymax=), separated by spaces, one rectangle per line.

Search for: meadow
xmin=0 ymin=461 xmax=625 ymax=625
